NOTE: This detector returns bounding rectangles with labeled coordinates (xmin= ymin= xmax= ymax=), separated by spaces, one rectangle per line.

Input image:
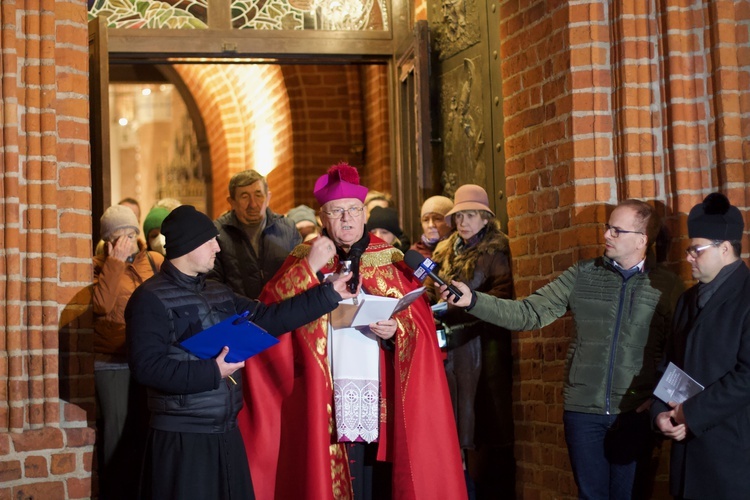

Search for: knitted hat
xmin=421 ymin=195 xmax=454 ymax=217
xmin=287 ymin=204 xmax=318 ymax=226
xmin=100 ymin=205 xmax=140 ymax=242
xmin=687 ymin=192 xmax=744 ymax=241
xmin=445 ymin=184 xmax=494 ymax=225
xmin=161 ymin=205 xmax=219 ymax=259
xmin=313 ymin=162 xmax=369 ymax=206
xmin=368 ymin=206 xmax=402 ymax=236
xmin=143 ymin=206 xmax=171 ymax=238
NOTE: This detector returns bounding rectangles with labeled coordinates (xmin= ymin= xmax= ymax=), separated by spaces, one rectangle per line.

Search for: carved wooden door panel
xmin=393 ymin=20 xmax=434 ymax=241
xmin=427 ymin=0 xmax=506 ymax=227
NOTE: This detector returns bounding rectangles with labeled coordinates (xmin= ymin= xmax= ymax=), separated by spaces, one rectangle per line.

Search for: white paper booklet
xmin=331 ymin=287 xmax=426 ymax=329
xmin=653 ymin=362 xmax=704 ymax=404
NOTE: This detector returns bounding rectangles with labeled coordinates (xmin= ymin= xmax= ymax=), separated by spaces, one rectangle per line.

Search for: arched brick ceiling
xmin=173 ymin=64 xmax=291 ymax=217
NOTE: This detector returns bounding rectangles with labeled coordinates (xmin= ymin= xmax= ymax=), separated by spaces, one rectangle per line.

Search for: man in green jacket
xmin=440 ymin=199 xmax=684 ymax=500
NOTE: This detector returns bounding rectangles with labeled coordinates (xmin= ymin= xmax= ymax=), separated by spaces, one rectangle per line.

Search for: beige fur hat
xmin=421 ymin=196 xmax=454 ymax=217
xmin=100 ymin=205 xmax=140 ymax=242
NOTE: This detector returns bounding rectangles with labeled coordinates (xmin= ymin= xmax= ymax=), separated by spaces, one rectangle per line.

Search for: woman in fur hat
xmin=429 ymin=184 xmax=516 ymax=498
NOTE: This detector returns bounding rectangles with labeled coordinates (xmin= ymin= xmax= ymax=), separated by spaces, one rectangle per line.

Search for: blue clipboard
xmin=180 ymin=312 xmax=280 ymax=363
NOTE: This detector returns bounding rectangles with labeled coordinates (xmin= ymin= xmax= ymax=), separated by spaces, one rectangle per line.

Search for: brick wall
xmin=280 ymin=64 xmax=391 ymax=210
xmin=175 ymin=64 xmax=293 ymax=218
xmin=0 ymin=0 xmax=96 ymax=497
xmin=363 ymin=65 xmax=392 ymax=195
xmin=500 ymin=0 xmax=750 ymax=497
xmin=172 ymin=63 xmax=391 ymax=218
xmin=2 ymin=0 xmax=748 ymax=498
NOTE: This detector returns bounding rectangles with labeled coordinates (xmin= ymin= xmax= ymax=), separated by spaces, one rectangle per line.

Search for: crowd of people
xmin=92 ymin=167 xmax=749 ymax=500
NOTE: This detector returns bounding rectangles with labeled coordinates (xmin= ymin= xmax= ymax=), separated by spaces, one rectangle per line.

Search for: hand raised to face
xmin=306 ymin=236 xmax=338 ymax=273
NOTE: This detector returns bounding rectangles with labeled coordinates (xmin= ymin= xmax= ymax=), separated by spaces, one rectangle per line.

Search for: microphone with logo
xmin=403 ymin=249 xmax=463 ymax=303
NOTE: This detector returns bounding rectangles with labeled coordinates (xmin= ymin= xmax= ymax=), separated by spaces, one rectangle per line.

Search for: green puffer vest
xmin=471 ymin=256 xmax=684 ymax=414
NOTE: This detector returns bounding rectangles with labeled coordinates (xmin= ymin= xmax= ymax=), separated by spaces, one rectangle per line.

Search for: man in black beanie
xmin=652 ymin=192 xmax=749 ymax=499
xmin=125 ymin=205 xmax=357 ymax=500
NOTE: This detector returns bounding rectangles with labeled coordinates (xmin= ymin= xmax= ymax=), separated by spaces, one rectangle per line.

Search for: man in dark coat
xmin=125 ymin=205 xmax=356 ymax=500
xmin=652 ymin=192 xmax=750 ymax=499
xmin=209 ymin=169 xmax=301 ymax=298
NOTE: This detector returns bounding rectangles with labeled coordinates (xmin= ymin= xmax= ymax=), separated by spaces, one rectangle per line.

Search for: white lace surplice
xmin=328 ymin=293 xmax=380 ymax=443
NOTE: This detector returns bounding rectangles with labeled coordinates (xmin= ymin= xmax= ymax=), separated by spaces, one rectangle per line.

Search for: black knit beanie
xmin=368 ymin=206 xmax=402 ymax=236
xmin=687 ymin=193 xmax=744 ymax=241
xmin=161 ymin=205 xmax=219 ymax=259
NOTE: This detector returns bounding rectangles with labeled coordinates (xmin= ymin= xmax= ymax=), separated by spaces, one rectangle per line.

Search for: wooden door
xmin=88 ymin=16 xmax=111 ymax=247
xmin=427 ymin=0 xmax=507 ymax=228
xmin=393 ymin=20 xmax=434 ymax=241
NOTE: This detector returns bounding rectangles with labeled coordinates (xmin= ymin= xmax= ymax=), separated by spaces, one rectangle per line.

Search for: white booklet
xmin=331 ymin=287 xmax=426 ymax=329
xmin=653 ymin=362 xmax=704 ymax=404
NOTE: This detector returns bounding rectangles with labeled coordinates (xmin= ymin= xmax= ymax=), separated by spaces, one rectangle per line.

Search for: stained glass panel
xmin=88 ymin=0 xmax=209 ymax=29
xmin=231 ymin=0 xmax=388 ymax=30
xmin=88 ymin=0 xmax=388 ymax=31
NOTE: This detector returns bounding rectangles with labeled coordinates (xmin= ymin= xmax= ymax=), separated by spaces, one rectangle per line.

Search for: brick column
xmin=500 ymin=0 xmax=750 ymax=497
xmin=0 ymin=0 xmax=95 ymax=497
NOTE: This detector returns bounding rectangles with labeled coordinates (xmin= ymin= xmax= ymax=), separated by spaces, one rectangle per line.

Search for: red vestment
xmin=238 ymin=236 xmax=467 ymax=500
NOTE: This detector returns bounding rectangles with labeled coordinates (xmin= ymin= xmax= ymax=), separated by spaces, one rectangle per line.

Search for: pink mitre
xmin=313 ymin=162 xmax=369 ymax=206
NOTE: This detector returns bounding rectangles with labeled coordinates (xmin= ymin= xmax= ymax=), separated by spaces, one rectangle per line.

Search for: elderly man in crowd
xmin=239 ymin=163 xmax=467 ymax=500
xmin=210 ymin=169 xmax=301 ymax=298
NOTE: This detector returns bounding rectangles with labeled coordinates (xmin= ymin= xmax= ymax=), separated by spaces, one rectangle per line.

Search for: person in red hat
xmin=239 ymin=163 xmax=467 ymax=500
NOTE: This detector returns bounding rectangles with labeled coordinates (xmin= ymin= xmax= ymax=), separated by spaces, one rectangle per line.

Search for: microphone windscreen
xmin=403 ymin=249 xmax=425 ymax=271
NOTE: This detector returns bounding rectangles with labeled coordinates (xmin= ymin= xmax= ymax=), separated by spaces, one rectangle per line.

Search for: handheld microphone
xmin=344 ymin=247 xmax=364 ymax=294
xmin=403 ymin=250 xmax=463 ymax=301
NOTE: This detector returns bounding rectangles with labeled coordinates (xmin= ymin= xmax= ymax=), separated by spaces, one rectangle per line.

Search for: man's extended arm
xmin=451 ymin=264 xmax=578 ymax=332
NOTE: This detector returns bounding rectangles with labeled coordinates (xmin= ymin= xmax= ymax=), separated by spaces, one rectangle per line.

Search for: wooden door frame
xmin=104 ymin=0 xmax=412 ymax=59
xmin=88 ymin=16 xmax=110 ymax=247
xmin=392 ymin=20 xmax=433 ymax=241
xmin=90 ymin=0 xmax=421 ymax=234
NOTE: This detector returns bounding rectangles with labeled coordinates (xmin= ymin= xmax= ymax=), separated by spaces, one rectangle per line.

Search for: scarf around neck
xmin=696 ymin=258 xmax=743 ymax=309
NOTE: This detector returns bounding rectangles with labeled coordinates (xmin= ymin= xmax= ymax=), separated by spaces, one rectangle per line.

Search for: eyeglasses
xmin=604 ymin=224 xmax=645 ymax=238
xmin=321 ymin=206 xmax=365 ymax=219
xmin=685 ymin=243 xmax=719 ymax=258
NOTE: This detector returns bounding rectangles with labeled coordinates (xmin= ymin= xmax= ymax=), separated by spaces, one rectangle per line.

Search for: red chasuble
xmin=238 ymin=236 xmax=467 ymax=500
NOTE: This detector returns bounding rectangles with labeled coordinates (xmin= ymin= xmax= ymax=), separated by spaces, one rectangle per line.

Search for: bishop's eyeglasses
xmin=321 ymin=206 xmax=365 ymax=219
